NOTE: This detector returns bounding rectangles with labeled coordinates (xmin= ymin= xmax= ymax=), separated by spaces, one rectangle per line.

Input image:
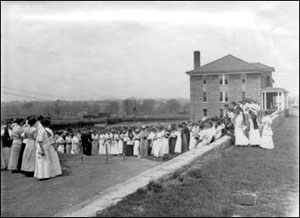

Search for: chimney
xmin=194 ymin=51 xmax=200 ymax=69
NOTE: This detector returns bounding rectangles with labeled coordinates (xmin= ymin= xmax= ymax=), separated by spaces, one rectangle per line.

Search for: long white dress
xmin=153 ymin=131 xmax=164 ymax=157
xmin=189 ymin=126 xmax=199 ymax=150
xmin=56 ymin=136 xmax=65 ymax=154
xmin=234 ymin=113 xmax=250 ymax=146
xmin=133 ymin=133 xmax=140 ymax=156
xmin=260 ymin=116 xmax=274 ymax=149
xmin=151 ymin=133 xmax=157 ymax=156
xmin=34 ymin=126 xmax=51 ymax=179
xmin=8 ymin=124 xmax=23 ymax=170
xmin=21 ymin=126 xmax=37 ymax=172
xmin=71 ymin=136 xmax=80 ymax=154
xmin=249 ymin=117 xmax=261 ymax=146
xmin=162 ymin=133 xmax=169 ymax=155
xmin=118 ymin=134 xmax=124 ymax=154
xmin=1 ymin=127 xmax=6 ymax=169
xmin=174 ymin=130 xmax=182 ymax=153
xmin=98 ymin=134 xmax=106 ymax=155
xmin=110 ymin=134 xmax=119 ymax=155
xmin=45 ymin=128 xmax=62 ymax=178
xmin=104 ymin=133 xmax=112 ymax=154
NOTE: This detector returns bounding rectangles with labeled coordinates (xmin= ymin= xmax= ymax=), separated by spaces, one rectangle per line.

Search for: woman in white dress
xmin=174 ymin=125 xmax=182 ymax=153
xmin=133 ymin=129 xmax=140 ymax=157
xmin=161 ymin=128 xmax=170 ymax=156
xmin=189 ymin=123 xmax=199 ymax=150
xmin=248 ymin=110 xmax=261 ymax=147
xmin=98 ymin=131 xmax=106 ymax=155
xmin=65 ymin=132 xmax=72 ymax=154
xmin=104 ymin=130 xmax=112 ymax=155
xmin=56 ymin=133 xmax=65 ymax=154
xmin=153 ymin=127 xmax=164 ymax=157
xmin=147 ymin=128 xmax=155 ymax=155
xmin=151 ymin=129 xmax=158 ymax=156
xmin=34 ymin=118 xmax=62 ymax=180
xmin=117 ymin=130 xmax=124 ymax=155
xmin=91 ymin=131 xmax=99 ymax=156
xmin=110 ymin=130 xmax=119 ymax=155
xmin=44 ymin=120 xmax=62 ymax=178
xmin=71 ymin=133 xmax=80 ymax=154
xmin=234 ymin=109 xmax=250 ymax=146
xmin=8 ymin=119 xmax=24 ymax=172
xmin=21 ymin=117 xmax=37 ymax=176
xmin=260 ymin=113 xmax=274 ymax=149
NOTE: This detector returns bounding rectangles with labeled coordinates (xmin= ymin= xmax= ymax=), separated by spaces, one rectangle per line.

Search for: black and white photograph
xmin=1 ymin=1 xmax=299 ymax=217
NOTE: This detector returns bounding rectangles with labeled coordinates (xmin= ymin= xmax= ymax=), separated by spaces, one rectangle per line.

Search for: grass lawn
xmin=98 ymin=116 xmax=299 ymax=217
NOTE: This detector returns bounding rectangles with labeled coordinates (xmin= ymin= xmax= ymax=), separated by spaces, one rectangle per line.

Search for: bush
xmin=147 ymin=181 xmax=164 ymax=193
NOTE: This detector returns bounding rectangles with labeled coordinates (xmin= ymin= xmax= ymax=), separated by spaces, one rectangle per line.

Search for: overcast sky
xmin=1 ymin=1 xmax=299 ymax=101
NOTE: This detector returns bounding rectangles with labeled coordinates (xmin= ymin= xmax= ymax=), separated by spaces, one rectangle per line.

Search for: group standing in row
xmin=1 ymin=116 xmax=62 ymax=180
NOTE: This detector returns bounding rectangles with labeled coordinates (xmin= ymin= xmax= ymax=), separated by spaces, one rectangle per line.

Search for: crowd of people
xmin=1 ymin=116 xmax=62 ymax=180
xmin=50 ymin=115 xmax=234 ymax=158
xmin=226 ymin=100 xmax=276 ymax=149
xmin=1 ymin=100 xmax=276 ymax=181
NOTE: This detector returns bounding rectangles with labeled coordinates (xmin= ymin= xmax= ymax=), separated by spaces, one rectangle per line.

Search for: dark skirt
xmin=169 ymin=138 xmax=176 ymax=154
xmin=181 ymin=134 xmax=189 ymax=153
xmin=125 ymin=144 xmax=133 ymax=156
xmin=147 ymin=139 xmax=152 ymax=155
xmin=17 ymin=143 xmax=26 ymax=172
xmin=83 ymin=143 xmax=92 ymax=156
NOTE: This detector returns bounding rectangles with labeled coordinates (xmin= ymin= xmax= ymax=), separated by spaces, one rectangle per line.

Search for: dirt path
xmin=1 ymin=155 xmax=161 ymax=217
xmin=97 ymin=116 xmax=299 ymax=217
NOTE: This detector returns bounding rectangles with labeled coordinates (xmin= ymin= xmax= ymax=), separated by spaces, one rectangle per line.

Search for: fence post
xmin=123 ymin=141 xmax=126 ymax=160
xmin=105 ymin=141 xmax=108 ymax=163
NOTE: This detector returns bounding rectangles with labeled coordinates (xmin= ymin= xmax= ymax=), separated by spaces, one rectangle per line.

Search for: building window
xmin=242 ymin=74 xmax=246 ymax=84
xmin=203 ymin=75 xmax=207 ymax=85
xmin=242 ymin=91 xmax=246 ymax=101
xmin=203 ymin=108 xmax=207 ymax=116
xmin=220 ymin=91 xmax=228 ymax=102
xmin=203 ymin=92 xmax=207 ymax=102
xmin=219 ymin=74 xmax=229 ymax=85
xmin=225 ymin=92 xmax=228 ymax=102
xmin=220 ymin=109 xmax=224 ymax=117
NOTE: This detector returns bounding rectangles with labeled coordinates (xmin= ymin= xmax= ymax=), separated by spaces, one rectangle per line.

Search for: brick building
xmin=186 ymin=51 xmax=288 ymax=121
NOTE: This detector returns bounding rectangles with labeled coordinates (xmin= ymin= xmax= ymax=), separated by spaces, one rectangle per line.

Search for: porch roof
xmin=261 ymin=87 xmax=288 ymax=93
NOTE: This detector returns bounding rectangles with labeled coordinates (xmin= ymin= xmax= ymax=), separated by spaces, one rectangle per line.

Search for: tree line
xmin=1 ymin=98 xmax=190 ymax=120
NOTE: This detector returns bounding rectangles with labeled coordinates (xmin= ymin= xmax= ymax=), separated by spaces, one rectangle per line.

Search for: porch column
xmin=277 ymin=92 xmax=280 ymax=110
xmin=264 ymin=92 xmax=267 ymax=110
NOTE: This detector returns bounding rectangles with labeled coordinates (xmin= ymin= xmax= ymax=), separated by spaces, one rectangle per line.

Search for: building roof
xmin=186 ymin=54 xmax=275 ymax=75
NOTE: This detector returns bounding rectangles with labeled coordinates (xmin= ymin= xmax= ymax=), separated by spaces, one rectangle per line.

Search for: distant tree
xmin=122 ymin=99 xmax=133 ymax=116
xmin=54 ymin=100 xmax=61 ymax=118
xmin=165 ymin=99 xmax=181 ymax=114
xmin=140 ymin=99 xmax=156 ymax=115
xmin=182 ymin=102 xmax=190 ymax=113
xmin=155 ymin=101 xmax=167 ymax=115
xmin=105 ymin=101 xmax=119 ymax=114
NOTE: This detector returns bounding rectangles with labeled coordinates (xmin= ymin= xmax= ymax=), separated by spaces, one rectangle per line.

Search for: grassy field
xmin=97 ymin=116 xmax=299 ymax=217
